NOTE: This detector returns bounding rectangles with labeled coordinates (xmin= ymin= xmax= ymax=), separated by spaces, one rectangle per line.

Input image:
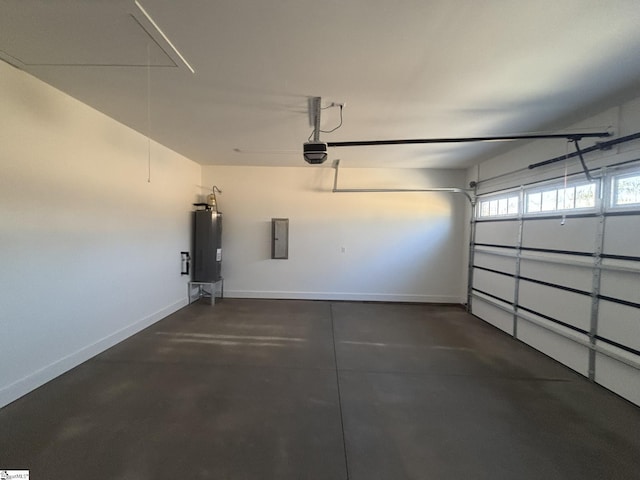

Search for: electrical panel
xmin=271 ymin=218 xmax=289 ymax=259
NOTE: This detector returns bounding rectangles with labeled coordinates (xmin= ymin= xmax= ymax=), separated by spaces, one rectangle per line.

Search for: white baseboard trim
xmin=225 ymin=290 xmax=461 ymax=304
xmin=0 ymin=297 xmax=187 ymax=409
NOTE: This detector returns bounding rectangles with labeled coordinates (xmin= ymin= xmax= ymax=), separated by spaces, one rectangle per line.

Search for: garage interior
xmin=1 ymin=1 xmax=640 ymax=479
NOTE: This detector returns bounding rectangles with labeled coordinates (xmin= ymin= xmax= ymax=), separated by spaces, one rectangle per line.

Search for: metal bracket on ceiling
xmin=331 ymin=159 xmax=476 ymax=205
xmin=308 ymin=97 xmax=322 ymax=141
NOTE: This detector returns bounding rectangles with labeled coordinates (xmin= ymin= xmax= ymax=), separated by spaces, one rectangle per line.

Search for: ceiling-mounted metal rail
xmin=528 ymin=131 xmax=640 ymax=171
xmin=331 ymin=160 xmax=475 ymax=204
xmin=327 ymin=132 xmax=610 ymax=148
xmin=473 ymin=131 xmax=640 ymax=188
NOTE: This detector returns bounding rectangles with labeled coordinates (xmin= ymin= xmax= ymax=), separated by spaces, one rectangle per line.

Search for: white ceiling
xmin=2 ymin=0 xmax=640 ymax=168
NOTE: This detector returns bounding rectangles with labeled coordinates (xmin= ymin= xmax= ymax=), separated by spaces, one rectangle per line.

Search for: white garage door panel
xmin=522 ymin=217 xmax=597 ymax=252
xmin=598 ymin=301 xmax=640 ymax=352
xmin=474 ymin=252 xmax=517 ymax=275
xmin=594 ymin=354 xmax=640 ymax=407
xmin=518 ymin=320 xmax=589 ymax=376
xmin=472 ymin=297 xmax=514 ymax=334
xmin=473 ymin=167 xmax=640 ymax=407
xmin=475 ymin=221 xmax=519 ymax=246
xmin=519 ymin=259 xmax=592 ymax=292
xmin=518 ymin=280 xmax=591 ymax=332
xmin=473 ymin=268 xmax=515 ymax=302
xmin=603 ymin=215 xmax=640 ymax=257
xmin=600 ymin=269 xmax=640 ymax=304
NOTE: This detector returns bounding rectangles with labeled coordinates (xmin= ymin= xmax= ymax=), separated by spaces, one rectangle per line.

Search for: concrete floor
xmin=1 ymin=299 xmax=639 ymax=479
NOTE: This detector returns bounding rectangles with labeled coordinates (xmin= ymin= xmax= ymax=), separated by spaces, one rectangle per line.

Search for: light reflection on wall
xmin=309 ymin=191 xmax=459 ymax=296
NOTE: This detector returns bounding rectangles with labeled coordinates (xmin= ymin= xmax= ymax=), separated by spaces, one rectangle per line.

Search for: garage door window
xmin=476 ymin=165 xmax=640 ymax=219
xmin=611 ymin=171 xmax=640 ymax=207
xmin=525 ymin=183 xmax=596 ymax=214
xmin=478 ymin=194 xmax=519 ymax=218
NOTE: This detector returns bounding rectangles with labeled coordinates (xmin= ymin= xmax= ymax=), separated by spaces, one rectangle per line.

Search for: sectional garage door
xmin=469 ymin=166 xmax=640 ymax=406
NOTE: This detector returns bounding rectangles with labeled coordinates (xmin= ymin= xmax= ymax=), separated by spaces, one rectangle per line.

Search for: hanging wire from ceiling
xmin=146 ymin=42 xmax=152 ymax=183
xmin=320 ymin=104 xmax=343 ymax=134
xmin=308 ymin=102 xmax=344 ymax=141
xmin=561 ymin=141 xmax=570 ymax=225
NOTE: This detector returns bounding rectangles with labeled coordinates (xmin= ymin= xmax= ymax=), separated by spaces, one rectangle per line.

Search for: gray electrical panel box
xmin=271 ymin=218 xmax=289 ymax=259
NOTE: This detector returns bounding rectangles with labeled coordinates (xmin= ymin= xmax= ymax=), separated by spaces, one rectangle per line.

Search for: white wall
xmin=0 ymin=61 xmax=201 ymax=408
xmin=202 ymin=165 xmax=469 ymax=303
